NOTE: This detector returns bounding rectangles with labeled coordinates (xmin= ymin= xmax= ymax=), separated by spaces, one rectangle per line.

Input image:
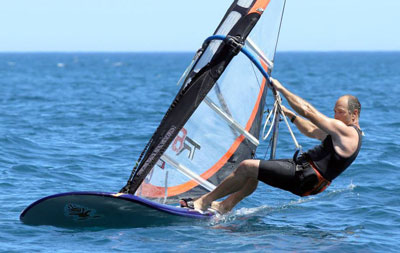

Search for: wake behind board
xmin=20 ymin=192 xmax=214 ymax=228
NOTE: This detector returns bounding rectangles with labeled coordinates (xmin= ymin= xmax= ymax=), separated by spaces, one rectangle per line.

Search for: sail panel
xmin=237 ymin=0 xmax=253 ymax=8
xmin=126 ymin=0 xmax=285 ymax=203
xmin=248 ymin=0 xmax=286 ymax=62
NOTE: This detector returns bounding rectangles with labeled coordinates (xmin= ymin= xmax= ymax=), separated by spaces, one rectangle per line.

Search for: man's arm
xmin=281 ymin=105 xmax=327 ymax=141
xmin=271 ymin=78 xmax=351 ymax=140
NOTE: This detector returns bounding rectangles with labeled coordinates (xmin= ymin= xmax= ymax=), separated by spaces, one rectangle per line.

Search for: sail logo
xmin=64 ymin=203 xmax=102 ymax=220
xmin=142 ymin=126 xmax=176 ymax=172
xmin=172 ymin=128 xmax=201 ymax=160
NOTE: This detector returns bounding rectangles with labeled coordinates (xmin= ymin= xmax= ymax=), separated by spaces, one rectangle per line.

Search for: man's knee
xmin=247 ymin=178 xmax=258 ymax=192
xmin=234 ymin=159 xmax=259 ymax=178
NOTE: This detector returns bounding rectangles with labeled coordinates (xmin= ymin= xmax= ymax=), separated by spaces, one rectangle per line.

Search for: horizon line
xmin=0 ymin=50 xmax=399 ymax=54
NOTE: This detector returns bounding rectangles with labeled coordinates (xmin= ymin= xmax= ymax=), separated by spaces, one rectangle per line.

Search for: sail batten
xmin=204 ymin=96 xmax=259 ymax=146
xmin=246 ymin=38 xmax=274 ymax=69
xmin=161 ymin=154 xmax=217 ymax=192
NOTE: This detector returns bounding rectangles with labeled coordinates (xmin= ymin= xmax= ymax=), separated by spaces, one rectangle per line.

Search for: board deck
xmin=20 ymin=191 xmax=214 ymax=228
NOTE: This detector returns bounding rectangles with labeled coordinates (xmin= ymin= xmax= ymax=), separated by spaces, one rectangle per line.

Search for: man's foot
xmin=193 ymin=197 xmax=210 ymax=211
xmin=179 ymin=198 xmax=194 ymax=208
xmin=211 ymin=201 xmax=230 ymax=214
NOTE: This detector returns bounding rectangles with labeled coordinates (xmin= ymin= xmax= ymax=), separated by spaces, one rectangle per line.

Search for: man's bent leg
xmin=211 ymin=178 xmax=258 ymax=214
xmin=193 ymin=160 xmax=260 ymax=211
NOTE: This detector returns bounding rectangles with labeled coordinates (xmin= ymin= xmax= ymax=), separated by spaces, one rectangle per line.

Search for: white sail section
xmin=248 ymin=0 xmax=286 ymax=64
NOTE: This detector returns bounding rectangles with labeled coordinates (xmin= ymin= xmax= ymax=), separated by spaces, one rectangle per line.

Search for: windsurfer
xmin=191 ymin=78 xmax=362 ymax=214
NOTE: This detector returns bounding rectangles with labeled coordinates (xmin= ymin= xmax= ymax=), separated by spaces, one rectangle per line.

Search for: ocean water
xmin=1 ymin=52 xmax=399 ymax=252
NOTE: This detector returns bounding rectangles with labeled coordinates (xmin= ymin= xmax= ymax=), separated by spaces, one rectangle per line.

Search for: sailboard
xmin=20 ymin=0 xmax=287 ymax=228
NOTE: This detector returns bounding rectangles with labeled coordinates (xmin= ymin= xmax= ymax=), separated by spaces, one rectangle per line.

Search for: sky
xmin=0 ymin=0 xmax=399 ymax=52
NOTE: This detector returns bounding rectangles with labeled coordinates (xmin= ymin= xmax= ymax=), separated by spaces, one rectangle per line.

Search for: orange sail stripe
xmin=249 ymin=0 xmax=271 ymax=15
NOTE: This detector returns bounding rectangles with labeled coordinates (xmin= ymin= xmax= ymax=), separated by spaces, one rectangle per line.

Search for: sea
xmin=1 ymin=52 xmax=399 ymax=252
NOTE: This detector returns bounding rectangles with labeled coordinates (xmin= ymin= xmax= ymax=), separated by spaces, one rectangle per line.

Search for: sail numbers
xmin=172 ymin=128 xmax=201 ymax=160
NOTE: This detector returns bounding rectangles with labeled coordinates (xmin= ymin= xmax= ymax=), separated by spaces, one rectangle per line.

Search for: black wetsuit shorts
xmin=257 ymin=159 xmax=302 ymax=196
xmin=258 ymin=158 xmax=330 ymax=196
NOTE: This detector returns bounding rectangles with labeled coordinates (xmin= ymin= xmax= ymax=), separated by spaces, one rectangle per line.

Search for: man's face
xmin=334 ymin=96 xmax=352 ymax=125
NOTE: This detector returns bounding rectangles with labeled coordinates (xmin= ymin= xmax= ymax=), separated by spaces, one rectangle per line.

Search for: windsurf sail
xmin=120 ymin=0 xmax=287 ymax=204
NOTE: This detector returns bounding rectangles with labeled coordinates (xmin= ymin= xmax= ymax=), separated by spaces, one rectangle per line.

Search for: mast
xmin=269 ymin=103 xmax=280 ymax=159
xmin=269 ymin=0 xmax=286 ymax=160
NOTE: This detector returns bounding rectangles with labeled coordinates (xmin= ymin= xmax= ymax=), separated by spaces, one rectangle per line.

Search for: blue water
xmin=1 ymin=52 xmax=399 ymax=252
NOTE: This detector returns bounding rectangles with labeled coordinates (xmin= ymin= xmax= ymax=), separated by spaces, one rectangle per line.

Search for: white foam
xmin=208 ymin=183 xmax=359 ymax=226
xmin=349 ymin=180 xmax=357 ymax=190
xmin=234 ymin=205 xmax=266 ymax=216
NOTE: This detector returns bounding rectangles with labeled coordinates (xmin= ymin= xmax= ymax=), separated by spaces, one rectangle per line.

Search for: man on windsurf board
xmin=186 ymin=78 xmax=362 ymax=214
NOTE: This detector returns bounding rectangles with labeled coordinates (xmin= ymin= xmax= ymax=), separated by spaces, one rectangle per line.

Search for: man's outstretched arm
xmin=281 ymin=105 xmax=327 ymax=140
xmin=271 ymin=78 xmax=349 ymax=139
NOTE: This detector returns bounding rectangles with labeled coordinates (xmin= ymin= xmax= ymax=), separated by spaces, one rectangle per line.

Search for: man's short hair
xmin=346 ymin=95 xmax=361 ymax=117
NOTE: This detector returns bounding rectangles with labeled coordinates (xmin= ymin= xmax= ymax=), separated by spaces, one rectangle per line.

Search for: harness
xmin=262 ymin=90 xmax=333 ymax=196
xmin=295 ymin=157 xmax=331 ymax=196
